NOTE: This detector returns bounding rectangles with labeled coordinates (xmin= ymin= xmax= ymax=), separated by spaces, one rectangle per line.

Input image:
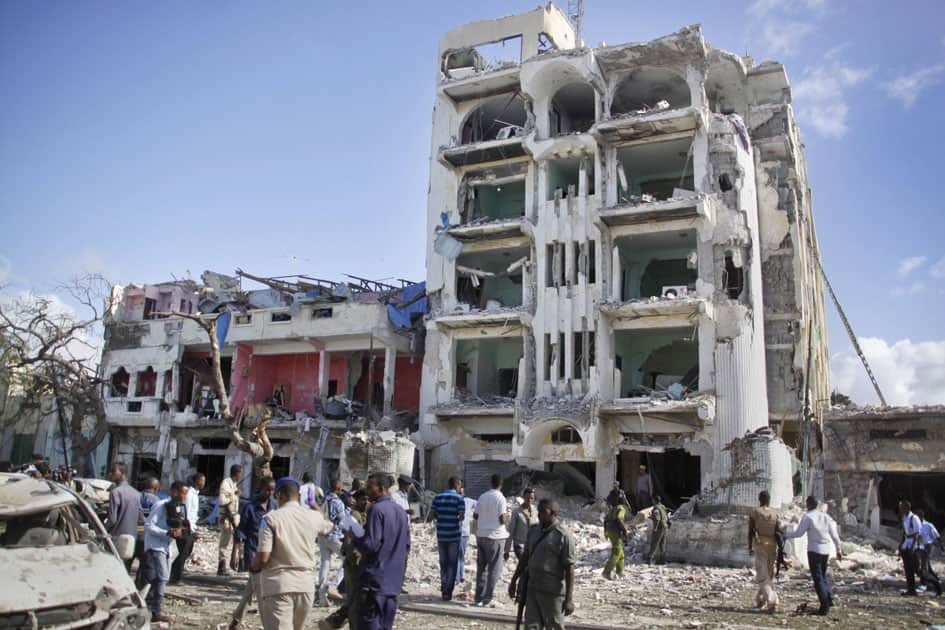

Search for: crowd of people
xmin=85 ymin=459 xmax=945 ymax=630
xmin=748 ymin=492 xmax=943 ymax=617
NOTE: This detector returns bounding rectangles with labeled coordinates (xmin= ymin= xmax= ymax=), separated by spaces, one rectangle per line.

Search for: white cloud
xmin=831 ymin=337 xmax=945 ymax=406
xmin=931 ymin=255 xmax=945 ymax=279
xmin=749 ymin=0 xmax=827 ymax=18
xmin=0 ymin=255 xmax=11 ymax=285
xmin=762 ymin=20 xmax=815 ymax=57
xmin=883 ymin=64 xmax=945 ymax=109
xmin=897 ymin=255 xmax=927 ymax=276
xmin=792 ymin=62 xmax=873 ymax=138
xmin=890 ymin=281 xmax=925 ymax=297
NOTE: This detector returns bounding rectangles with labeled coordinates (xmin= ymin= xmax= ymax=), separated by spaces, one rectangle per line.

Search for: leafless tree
xmin=152 ymin=309 xmax=274 ymax=479
xmin=0 ymin=275 xmax=112 ymax=475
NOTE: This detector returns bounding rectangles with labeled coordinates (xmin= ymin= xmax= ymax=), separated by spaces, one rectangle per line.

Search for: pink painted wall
xmin=247 ymin=352 xmax=349 ymax=415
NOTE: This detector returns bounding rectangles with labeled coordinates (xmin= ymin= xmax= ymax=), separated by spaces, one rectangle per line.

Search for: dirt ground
xmin=158 ymin=524 xmax=945 ymax=630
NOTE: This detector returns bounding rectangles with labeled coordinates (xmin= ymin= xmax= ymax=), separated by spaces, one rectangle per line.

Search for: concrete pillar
xmin=318 ymin=350 xmax=330 ymax=403
xmin=382 ymin=347 xmax=397 ymax=416
xmin=595 ymin=455 xmax=616 ymax=499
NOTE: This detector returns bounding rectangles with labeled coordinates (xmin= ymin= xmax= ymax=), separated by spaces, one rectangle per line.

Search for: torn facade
xmin=416 ymin=4 xmax=827 ymax=508
xmin=823 ymin=406 xmax=945 ymax=539
xmin=99 ymin=271 xmax=426 ymax=494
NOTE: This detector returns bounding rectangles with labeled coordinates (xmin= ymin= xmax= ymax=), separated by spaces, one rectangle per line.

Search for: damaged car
xmin=0 ymin=472 xmax=150 ymax=629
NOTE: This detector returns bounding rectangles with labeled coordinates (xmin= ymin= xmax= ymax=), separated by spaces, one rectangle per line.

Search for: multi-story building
xmin=416 ymin=5 xmax=829 ymax=505
xmin=99 ymin=271 xmax=425 ymax=495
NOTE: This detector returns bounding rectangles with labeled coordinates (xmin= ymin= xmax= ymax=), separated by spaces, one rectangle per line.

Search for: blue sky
xmin=2 ymin=1 xmax=944 ymax=405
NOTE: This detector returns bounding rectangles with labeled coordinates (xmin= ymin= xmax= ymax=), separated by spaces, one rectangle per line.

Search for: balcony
xmin=598 ymin=196 xmax=709 ymax=227
xmin=441 ymin=65 xmax=522 ymax=102
xmin=595 ymin=106 xmax=700 ymax=143
xmin=441 ymin=136 xmax=528 ymax=167
xmin=601 ymin=296 xmax=709 ymax=323
xmin=599 ymin=395 xmax=715 ymax=430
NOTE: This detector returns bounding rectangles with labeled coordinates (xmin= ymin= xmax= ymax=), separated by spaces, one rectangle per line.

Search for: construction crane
xmin=567 ymin=0 xmax=584 ymax=47
xmin=815 ymin=252 xmax=888 ymax=407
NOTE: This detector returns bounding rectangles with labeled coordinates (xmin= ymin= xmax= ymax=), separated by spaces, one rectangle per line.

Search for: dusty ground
xmin=158 ymin=520 xmax=945 ymax=630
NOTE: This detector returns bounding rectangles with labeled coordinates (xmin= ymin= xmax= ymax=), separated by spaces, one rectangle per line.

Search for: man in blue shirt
xmin=900 ymin=501 xmax=942 ymax=596
xmin=143 ymin=481 xmax=187 ymax=624
xmin=229 ymin=478 xmax=277 ymax=629
xmin=430 ymin=477 xmax=465 ymax=601
xmin=318 ymin=479 xmax=348 ymax=606
xmin=353 ymin=473 xmax=410 ymax=630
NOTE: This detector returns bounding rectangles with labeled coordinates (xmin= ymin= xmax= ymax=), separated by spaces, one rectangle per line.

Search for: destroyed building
xmin=98 ymin=271 xmax=426 ymax=494
xmin=416 ymin=4 xmax=829 ymax=504
xmin=823 ymin=406 xmax=945 ymax=535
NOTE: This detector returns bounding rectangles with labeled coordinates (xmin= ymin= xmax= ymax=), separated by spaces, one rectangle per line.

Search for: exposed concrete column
xmin=595 ymin=455 xmax=616 ymax=499
xmin=318 ymin=350 xmax=330 ymax=403
xmin=382 ymin=346 xmax=397 ymax=416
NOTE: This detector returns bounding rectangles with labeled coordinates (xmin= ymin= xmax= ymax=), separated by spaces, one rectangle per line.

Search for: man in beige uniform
xmin=218 ymin=464 xmax=244 ymax=575
xmin=748 ymin=490 xmax=780 ymax=613
xmin=251 ymin=476 xmax=332 ymax=630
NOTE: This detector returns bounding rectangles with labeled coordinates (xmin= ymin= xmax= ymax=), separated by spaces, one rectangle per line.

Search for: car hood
xmin=0 ymin=543 xmax=137 ymax=613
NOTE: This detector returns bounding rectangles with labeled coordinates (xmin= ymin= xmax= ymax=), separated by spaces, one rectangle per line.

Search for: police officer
xmin=508 ymin=498 xmax=576 ymax=630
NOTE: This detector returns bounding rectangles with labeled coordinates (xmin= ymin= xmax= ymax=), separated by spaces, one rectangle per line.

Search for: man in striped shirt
xmin=430 ymin=477 xmax=466 ymax=601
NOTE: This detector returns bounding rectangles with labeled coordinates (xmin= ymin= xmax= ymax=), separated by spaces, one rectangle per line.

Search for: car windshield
xmin=0 ymin=502 xmax=103 ymax=548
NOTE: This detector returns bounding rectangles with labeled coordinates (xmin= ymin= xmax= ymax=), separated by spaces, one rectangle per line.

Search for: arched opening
xmin=611 ymin=68 xmax=691 ymax=116
xmin=549 ymin=82 xmax=596 ymax=136
xmin=550 ymin=425 xmax=582 ymax=444
xmin=461 ymin=93 xmax=527 ymax=145
xmin=135 ymin=366 xmax=157 ymax=397
xmin=110 ymin=367 xmax=130 ymax=397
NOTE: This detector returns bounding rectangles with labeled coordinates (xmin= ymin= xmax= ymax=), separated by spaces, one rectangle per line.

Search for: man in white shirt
xmin=915 ymin=508 xmax=943 ymax=594
xmin=393 ymin=475 xmax=415 ymax=517
xmin=473 ymin=474 xmax=509 ymax=606
xmin=299 ymin=473 xmax=323 ymax=511
xmin=458 ymin=488 xmax=477 ymax=585
xmin=782 ymin=496 xmax=843 ymax=616
xmin=900 ymin=501 xmax=942 ymax=596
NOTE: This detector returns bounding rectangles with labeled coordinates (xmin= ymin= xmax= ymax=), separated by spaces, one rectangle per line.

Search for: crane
xmin=567 ymin=0 xmax=584 ymax=47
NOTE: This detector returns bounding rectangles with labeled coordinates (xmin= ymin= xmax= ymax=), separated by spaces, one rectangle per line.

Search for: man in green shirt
xmin=508 ymin=499 xmax=576 ymax=630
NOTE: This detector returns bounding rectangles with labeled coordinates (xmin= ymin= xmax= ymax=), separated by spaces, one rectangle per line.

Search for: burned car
xmin=0 ymin=473 xmax=150 ymax=629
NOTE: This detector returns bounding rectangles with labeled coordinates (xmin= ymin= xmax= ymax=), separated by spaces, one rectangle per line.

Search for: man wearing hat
xmin=250 ymin=477 xmax=332 ymax=630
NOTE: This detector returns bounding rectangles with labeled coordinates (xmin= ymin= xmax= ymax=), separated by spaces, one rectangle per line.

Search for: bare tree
xmin=0 ymin=275 xmax=112 ymax=475
xmin=153 ymin=309 xmax=274 ymax=479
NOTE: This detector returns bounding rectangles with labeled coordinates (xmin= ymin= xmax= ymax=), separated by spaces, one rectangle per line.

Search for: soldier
xmin=649 ymin=496 xmax=669 ymax=565
xmin=748 ymin=490 xmax=779 ymax=613
xmin=508 ymin=498 xmax=576 ymax=630
xmin=218 ymin=465 xmax=244 ymax=576
xmin=603 ymin=491 xmax=629 ymax=580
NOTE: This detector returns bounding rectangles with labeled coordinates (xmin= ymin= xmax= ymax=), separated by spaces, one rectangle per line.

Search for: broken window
xmin=615 ymin=231 xmax=698 ymax=300
xmin=551 ymin=425 xmax=582 ymax=444
xmin=143 ymin=298 xmax=156 ymax=320
xmin=869 ymin=429 xmax=927 ymax=440
xmin=461 ymin=92 xmax=527 ymax=145
xmin=312 ymin=308 xmax=333 ymax=319
xmin=537 ymin=32 xmax=558 ymax=54
xmin=135 ymin=366 xmax=157 ymax=397
xmin=614 ymin=327 xmax=698 ymax=398
xmin=544 ymin=242 xmax=566 ymax=288
xmin=549 ymin=82 xmax=596 ymax=137
xmin=110 ymin=367 xmax=130 ymax=397
xmin=271 ymin=311 xmax=292 ymax=323
xmin=442 ymin=35 xmax=523 ymax=80
xmin=611 ymin=68 xmax=691 ymax=116
xmin=126 ymin=401 xmax=142 ymax=413
xmin=455 ymin=245 xmax=527 ymax=310
xmin=615 ymin=136 xmax=694 ymax=203
xmin=558 ymin=333 xmax=566 ymax=379
xmin=723 ymin=253 xmax=744 ymax=299
xmin=573 ymin=329 xmax=595 ymax=379
xmin=544 ymin=333 xmax=553 ymax=381
xmin=454 ymin=336 xmax=522 ymax=402
xmin=546 ymin=156 xmax=595 ymax=200
xmin=570 ymin=240 xmax=598 ymax=285
xmin=473 ymin=433 xmax=514 ymax=443
xmin=235 ymin=313 xmax=252 ymax=325
xmin=461 ymin=176 xmax=526 ymax=223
